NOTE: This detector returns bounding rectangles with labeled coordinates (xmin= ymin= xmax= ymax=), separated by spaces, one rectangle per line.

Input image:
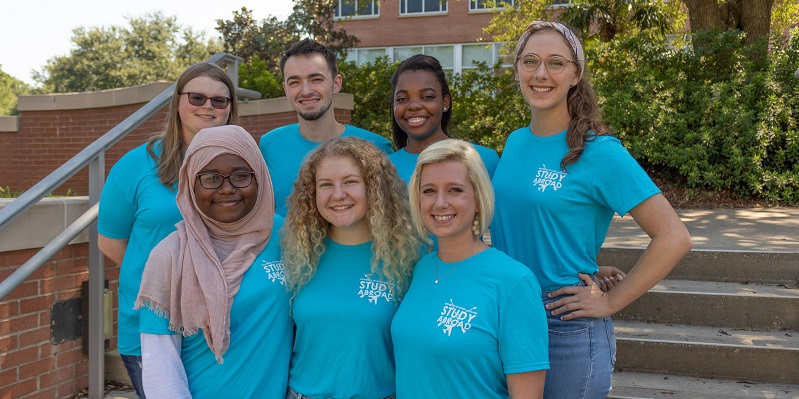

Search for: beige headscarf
xmin=135 ymin=125 xmax=275 ymax=363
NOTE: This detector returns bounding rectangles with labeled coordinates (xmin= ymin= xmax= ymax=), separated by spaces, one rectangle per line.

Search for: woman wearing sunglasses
xmin=490 ymin=21 xmax=691 ymax=398
xmin=136 ymin=125 xmax=291 ymax=398
xmin=98 ymin=63 xmax=237 ymax=399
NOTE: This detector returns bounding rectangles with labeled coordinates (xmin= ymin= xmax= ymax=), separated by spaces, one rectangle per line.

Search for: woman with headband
xmin=490 ymin=21 xmax=691 ymax=397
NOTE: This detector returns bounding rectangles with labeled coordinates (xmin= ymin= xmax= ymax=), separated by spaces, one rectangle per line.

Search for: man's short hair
xmin=279 ymin=38 xmax=339 ymax=78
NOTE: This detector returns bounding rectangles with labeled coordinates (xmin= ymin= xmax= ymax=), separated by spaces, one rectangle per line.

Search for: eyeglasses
xmin=181 ymin=92 xmax=232 ymax=109
xmin=196 ymin=172 xmax=255 ymax=189
xmin=518 ymin=54 xmax=578 ymax=74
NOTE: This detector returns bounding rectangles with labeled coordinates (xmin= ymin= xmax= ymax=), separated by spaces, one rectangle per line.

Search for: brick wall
xmin=0 ymin=86 xmax=353 ymax=195
xmin=0 ymin=85 xmax=355 ymax=398
xmin=336 ymin=0 xmax=497 ymax=47
xmin=0 ymin=244 xmax=113 ymax=399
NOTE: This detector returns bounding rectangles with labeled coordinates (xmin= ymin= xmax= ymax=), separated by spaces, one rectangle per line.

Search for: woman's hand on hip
xmin=545 ymin=273 xmax=615 ymax=320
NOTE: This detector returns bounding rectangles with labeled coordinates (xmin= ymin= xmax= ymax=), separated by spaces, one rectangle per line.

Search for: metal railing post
xmin=87 ymin=154 xmax=105 ymax=399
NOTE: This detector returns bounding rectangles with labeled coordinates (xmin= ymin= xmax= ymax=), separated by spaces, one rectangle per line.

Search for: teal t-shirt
xmin=388 ymin=143 xmax=500 ymax=184
xmin=98 ymin=142 xmax=181 ymax=356
xmin=289 ymin=239 xmax=397 ymax=399
xmin=259 ymin=124 xmax=393 ymax=216
xmin=491 ymin=128 xmax=660 ymax=291
xmin=391 ymin=248 xmax=549 ymax=399
xmin=139 ymin=216 xmax=292 ymax=399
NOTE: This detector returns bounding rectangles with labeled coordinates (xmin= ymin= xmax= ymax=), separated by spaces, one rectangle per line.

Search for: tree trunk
xmin=740 ymin=0 xmax=775 ymax=44
xmin=683 ymin=0 xmax=725 ymax=31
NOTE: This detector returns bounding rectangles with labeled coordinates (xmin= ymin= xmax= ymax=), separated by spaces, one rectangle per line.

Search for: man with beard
xmin=260 ymin=39 xmax=393 ymax=216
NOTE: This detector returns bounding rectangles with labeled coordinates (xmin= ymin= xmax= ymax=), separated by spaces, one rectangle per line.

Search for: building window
xmin=470 ymin=0 xmax=513 ymax=11
xmin=348 ymin=42 xmax=511 ymax=74
xmin=550 ymin=0 xmax=573 ymax=6
xmin=335 ymin=0 xmax=379 ymax=18
xmin=462 ymin=43 xmax=513 ymax=70
xmin=400 ymin=0 xmax=447 ymax=15
xmin=393 ymin=47 xmax=424 ymax=62
xmin=357 ymin=48 xmax=389 ymax=64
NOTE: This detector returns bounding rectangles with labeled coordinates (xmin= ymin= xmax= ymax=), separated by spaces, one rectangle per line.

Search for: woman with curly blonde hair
xmin=282 ymin=136 xmax=422 ymax=399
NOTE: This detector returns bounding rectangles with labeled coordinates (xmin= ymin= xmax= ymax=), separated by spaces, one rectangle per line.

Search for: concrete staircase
xmin=599 ymin=248 xmax=799 ymax=398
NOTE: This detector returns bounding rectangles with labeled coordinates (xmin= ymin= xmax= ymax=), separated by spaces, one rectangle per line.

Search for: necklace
xmin=435 ymin=258 xmax=459 ymax=284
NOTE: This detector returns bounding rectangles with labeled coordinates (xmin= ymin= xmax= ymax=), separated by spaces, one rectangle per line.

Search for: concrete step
xmin=614 ymin=320 xmax=799 ymax=384
xmin=598 ymin=248 xmax=799 ymax=285
xmin=610 ymin=371 xmax=799 ymax=398
xmin=615 ymin=279 xmax=799 ymax=330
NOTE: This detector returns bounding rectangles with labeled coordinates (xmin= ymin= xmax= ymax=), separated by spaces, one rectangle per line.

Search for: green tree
xmin=216 ymin=7 xmax=299 ymax=74
xmin=681 ymin=0 xmax=798 ymax=59
xmin=238 ymin=55 xmax=284 ymax=99
xmin=216 ymin=2 xmax=359 ymax=84
xmin=560 ymin=0 xmax=685 ymax=41
xmin=0 ymin=67 xmax=31 ymax=115
xmin=485 ymin=0 xmax=685 ymax=45
xmin=287 ymin=0 xmax=360 ymax=57
xmin=33 ymin=12 xmax=220 ymax=93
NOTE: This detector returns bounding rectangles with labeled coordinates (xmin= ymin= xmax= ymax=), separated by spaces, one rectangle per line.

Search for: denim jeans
xmin=542 ymin=287 xmax=616 ymax=399
xmin=286 ymin=387 xmax=395 ymax=399
xmin=120 ymin=354 xmax=146 ymax=399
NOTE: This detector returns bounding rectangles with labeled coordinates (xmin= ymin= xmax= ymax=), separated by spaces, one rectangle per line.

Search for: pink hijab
xmin=136 ymin=125 xmax=275 ymax=363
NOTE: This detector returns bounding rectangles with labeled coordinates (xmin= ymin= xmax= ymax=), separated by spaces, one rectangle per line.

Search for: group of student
xmin=97 ymin=21 xmax=692 ymax=399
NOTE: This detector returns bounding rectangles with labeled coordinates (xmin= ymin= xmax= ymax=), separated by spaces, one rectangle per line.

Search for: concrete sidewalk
xmin=604 ymin=207 xmax=799 ymax=252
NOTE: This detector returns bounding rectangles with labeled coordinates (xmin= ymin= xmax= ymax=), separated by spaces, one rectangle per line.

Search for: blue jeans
xmin=121 ymin=354 xmax=146 ymax=399
xmin=286 ymin=387 xmax=395 ymax=399
xmin=542 ymin=288 xmax=616 ymax=399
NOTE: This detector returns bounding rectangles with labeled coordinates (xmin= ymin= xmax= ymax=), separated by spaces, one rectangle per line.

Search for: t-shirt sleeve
xmin=590 ymin=137 xmax=660 ymax=216
xmin=98 ymin=152 xmax=139 ymax=239
xmin=498 ymin=274 xmax=550 ymax=374
xmin=482 ymin=149 xmax=500 ymax=178
xmin=139 ymin=306 xmax=174 ymax=335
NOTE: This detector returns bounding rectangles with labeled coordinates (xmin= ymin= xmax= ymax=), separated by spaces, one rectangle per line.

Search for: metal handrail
xmin=0 ymin=52 xmax=258 ymax=399
xmin=0 ymin=52 xmax=253 ymax=231
xmin=0 ymin=203 xmax=99 ymax=299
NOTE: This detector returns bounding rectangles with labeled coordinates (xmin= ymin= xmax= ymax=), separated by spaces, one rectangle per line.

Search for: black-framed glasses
xmin=181 ymin=92 xmax=231 ymax=109
xmin=196 ymin=172 xmax=255 ymax=189
xmin=518 ymin=54 xmax=578 ymax=74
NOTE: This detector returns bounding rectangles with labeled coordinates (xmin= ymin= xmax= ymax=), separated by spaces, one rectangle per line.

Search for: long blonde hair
xmin=146 ymin=63 xmax=239 ymax=186
xmin=281 ymin=137 xmax=422 ymax=300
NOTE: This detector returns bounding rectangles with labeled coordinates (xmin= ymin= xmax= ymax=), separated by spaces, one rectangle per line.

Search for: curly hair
xmin=515 ymin=24 xmax=610 ymax=171
xmin=281 ymin=137 xmax=422 ymax=301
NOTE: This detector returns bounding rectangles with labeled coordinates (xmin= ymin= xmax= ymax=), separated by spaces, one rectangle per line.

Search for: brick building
xmin=334 ymin=0 xmax=571 ymax=73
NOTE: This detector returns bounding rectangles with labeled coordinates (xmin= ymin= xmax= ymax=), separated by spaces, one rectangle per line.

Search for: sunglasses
xmin=181 ymin=92 xmax=231 ymax=109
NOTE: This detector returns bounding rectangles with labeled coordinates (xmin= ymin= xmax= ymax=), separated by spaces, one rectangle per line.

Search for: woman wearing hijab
xmin=135 ymin=125 xmax=292 ymax=399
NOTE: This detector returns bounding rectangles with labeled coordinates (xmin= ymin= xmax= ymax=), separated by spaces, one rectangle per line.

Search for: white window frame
xmin=347 ymin=42 xmax=512 ymax=75
xmin=549 ymin=0 xmax=574 ymax=8
xmin=399 ymin=0 xmax=448 ymax=16
xmin=469 ymin=0 xmax=514 ymax=12
xmin=334 ymin=0 xmax=380 ymax=19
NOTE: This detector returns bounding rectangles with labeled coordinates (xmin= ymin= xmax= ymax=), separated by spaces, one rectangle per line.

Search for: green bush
xmin=338 ymin=58 xmax=529 ymax=151
xmin=591 ymin=30 xmax=799 ymax=201
xmin=238 ymin=55 xmax=284 ymax=99
xmin=248 ymin=31 xmax=799 ymax=202
xmin=449 ymin=63 xmax=528 ymax=152
xmin=339 ymin=57 xmax=396 ymax=138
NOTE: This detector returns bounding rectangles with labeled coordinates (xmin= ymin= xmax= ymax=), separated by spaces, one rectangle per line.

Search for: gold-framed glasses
xmin=518 ymin=54 xmax=577 ymax=74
